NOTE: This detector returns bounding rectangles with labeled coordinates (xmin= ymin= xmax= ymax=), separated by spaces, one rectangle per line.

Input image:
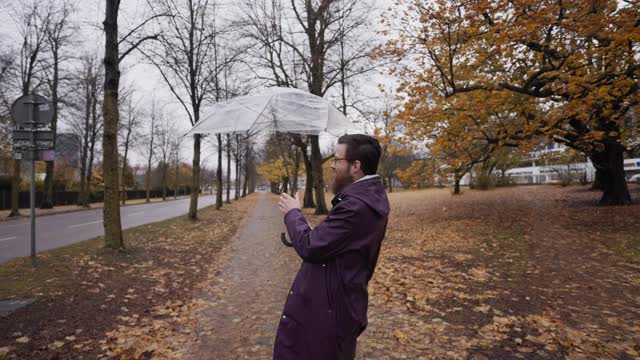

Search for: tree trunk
xmin=302 ymin=146 xmax=315 ymax=208
xmin=291 ymin=147 xmax=300 ymax=197
xmin=161 ymin=162 xmax=167 ymax=201
xmin=8 ymin=161 xmax=21 ymax=217
xmin=242 ymin=143 xmax=249 ymax=198
xmin=591 ymin=168 xmax=604 ymax=190
xmin=188 ymin=134 xmax=201 ymax=219
xmin=174 ymin=148 xmax=179 ymax=200
xmin=216 ymin=133 xmax=223 ymax=210
xmin=387 ymin=176 xmax=393 ymax=193
xmin=226 ymin=133 xmax=231 ymax=203
xmin=453 ymin=172 xmax=461 ymax=195
xmin=41 ymin=161 xmax=54 ymax=208
xmin=591 ymin=142 xmax=632 ymax=206
xmin=41 ymin=46 xmax=61 ymax=209
xmin=145 ymin=166 xmax=151 ymax=203
xmin=120 ymin=153 xmax=128 ymax=205
xmin=85 ymin=137 xmax=96 ymax=208
xmin=310 ymin=135 xmax=328 ymax=215
xmin=78 ymin=94 xmax=91 ymax=207
xmin=102 ymin=0 xmax=124 ymax=249
xmin=235 ymin=134 xmax=240 ymax=201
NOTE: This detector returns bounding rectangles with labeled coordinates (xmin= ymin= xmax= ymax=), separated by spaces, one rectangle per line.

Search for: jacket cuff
xmin=284 ymin=208 xmax=302 ymax=223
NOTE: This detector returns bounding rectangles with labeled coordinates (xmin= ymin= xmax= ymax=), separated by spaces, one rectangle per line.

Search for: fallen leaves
xmin=0 ymin=346 xmax=14 ymax=357
xmin=15 ymin=336 xmax=30 ymax=344
xmin=0 ymin=195 xmax=257 ymax=359
xmin=356 ymin=186 xmax=640 ymax=358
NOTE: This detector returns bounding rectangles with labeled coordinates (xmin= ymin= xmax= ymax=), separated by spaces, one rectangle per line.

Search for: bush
xmin=471 ymin=174 xmax=496 ymax=190
xmin=495 ymin=174 xmax=515 ymax=187
xmin=19 ymin=178 xmax=46 ymax=191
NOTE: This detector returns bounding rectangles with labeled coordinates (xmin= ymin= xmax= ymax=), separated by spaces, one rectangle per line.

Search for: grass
xmin=0 ymin=238 xmax=105 ymax=300
xmin=601 ymin=232 xmax=640 ymax=261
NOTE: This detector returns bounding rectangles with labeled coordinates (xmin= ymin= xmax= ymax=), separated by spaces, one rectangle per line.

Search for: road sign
xmin=12 ymin=129 xmax=55 ymax=150
xmin=11 ymin=94 xmax=53 ymax=129
xmin=13 ymin=149 xmax=55 ymax=161
xmin=10 ymin=93 xmax=54 ymax=267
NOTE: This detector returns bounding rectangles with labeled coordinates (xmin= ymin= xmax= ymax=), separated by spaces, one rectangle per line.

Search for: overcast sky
xmin=0 ymin=0 xmax=394 ymax=174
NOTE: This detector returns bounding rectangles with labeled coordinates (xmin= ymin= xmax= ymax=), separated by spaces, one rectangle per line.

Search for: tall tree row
xmin=41 ymin=0 xmax=76 ymax=209
xmin=142 ymin=0 xmax=241 ymax=219
xmin=240 ymin=0 xmax=378 ymax=214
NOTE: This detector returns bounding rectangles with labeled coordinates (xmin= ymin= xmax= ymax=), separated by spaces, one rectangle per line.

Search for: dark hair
xmin=338 ymin=134 xmax=382 ymax=175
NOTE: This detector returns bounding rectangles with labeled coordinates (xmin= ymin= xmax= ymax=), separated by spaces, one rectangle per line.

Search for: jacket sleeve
xmin=283 ymin=198 xmax=360 ymax=263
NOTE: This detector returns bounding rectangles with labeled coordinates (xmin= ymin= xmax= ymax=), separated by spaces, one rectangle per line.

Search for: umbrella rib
xmin=248 ymin=95 xmax=275 ymax=134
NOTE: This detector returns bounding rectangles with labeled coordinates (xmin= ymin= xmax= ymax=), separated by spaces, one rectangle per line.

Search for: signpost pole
xmin=27 ymin=102 xmax=36 ymax=266
xmin=11 ymin=94 xmax=54 ymax=268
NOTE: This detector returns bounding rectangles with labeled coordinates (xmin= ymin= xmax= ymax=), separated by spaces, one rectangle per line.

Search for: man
xmin=274 ymin=134 xmax=390 ymax=359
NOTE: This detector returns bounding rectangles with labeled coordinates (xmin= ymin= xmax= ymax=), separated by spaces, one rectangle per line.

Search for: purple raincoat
xmin=273 ymin=175 xmax=390 ymax=359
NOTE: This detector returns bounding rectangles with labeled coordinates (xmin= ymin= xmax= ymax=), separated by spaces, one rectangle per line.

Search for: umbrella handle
xmin=280 ymin=232 xmax=293 ymax=247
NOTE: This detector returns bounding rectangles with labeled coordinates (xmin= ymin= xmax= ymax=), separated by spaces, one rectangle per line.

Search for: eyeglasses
xmin=332 ymin=157 xmax=351 ymax=165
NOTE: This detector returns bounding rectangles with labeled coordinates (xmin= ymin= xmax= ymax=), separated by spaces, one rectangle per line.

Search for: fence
xmin=0 ymin=188 xmax=192 ymax=210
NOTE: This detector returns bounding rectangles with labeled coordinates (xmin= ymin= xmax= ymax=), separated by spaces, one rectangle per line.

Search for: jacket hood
xmin=332 ymin=175 xmax=390 ymax=217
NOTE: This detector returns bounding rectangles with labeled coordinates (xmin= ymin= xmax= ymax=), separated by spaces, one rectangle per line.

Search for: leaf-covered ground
xmin=0 ymin=195 xmax=256 ymax=359
xmin=359 ymin=185 xmax=640 ymax=359
xmin=2 ymin=185 xmax=639 ymax=359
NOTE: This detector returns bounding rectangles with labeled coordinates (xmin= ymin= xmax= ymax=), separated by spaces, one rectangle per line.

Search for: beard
xmin=331 ymin=171 xmax=354 ymax=194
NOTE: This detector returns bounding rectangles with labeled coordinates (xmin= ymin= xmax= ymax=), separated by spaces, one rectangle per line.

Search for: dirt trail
xmin=187 ymin=193 xmax=300 ymax=359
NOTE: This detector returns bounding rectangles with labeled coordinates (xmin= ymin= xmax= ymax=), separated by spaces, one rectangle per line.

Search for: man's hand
xmin=278 ymin=192 xmax=301 ymax=216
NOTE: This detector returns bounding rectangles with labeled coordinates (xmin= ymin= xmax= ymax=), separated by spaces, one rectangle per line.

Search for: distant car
xmin=629 ymin=174 xmax=640 ymax=183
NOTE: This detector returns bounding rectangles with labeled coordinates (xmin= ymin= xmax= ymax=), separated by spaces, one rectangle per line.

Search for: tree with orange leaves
xmin=380 ymin=0 xmax=639 ymax=205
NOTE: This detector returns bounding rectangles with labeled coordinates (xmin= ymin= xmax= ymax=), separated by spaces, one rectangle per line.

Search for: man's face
xmin=330 ymin=144 xmax=354 ymax=194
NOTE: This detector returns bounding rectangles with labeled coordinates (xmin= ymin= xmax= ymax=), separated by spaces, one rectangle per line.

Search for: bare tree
xmin=156 ymin=116 xmax=175 ymax=200
xmin=171 ymin=135 xmax=183 ymax=199
xmin=233 ymin=133 xmax=242 ymax=201
xmin=143 ymin=97 xmax=160 ymax=203
xmin=225 ymin=133 xmax=231 ymax=203
xmin=73 ymin=54 xmax=102 ymax=207
xmin=84 ymin=91 xmax=102 ymax=206
xmin=0 ymin=45 xmax=16 ymax=167
xmin=6 ymin=1 xmax=49 ymax=217
xmin=102 ymin=0 xmax=160 ymax=248
xmin=215 ymin=133 xmax=223 ymax=209
xmin=118 ymin=91 xmax=142 ymax=205
xmin=240 ymin=0 xmax=377 ymax=214
xmin=40 ymin=0 xmax=77 ymax=209
xmin=142 ymin=0 xmax=240 ymax=219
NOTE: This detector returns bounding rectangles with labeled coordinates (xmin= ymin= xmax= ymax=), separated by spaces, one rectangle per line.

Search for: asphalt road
xmin=0 ymin=195 xmax=218 ymax=264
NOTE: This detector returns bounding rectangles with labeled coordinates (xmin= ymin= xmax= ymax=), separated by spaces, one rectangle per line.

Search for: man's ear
xmin=352 ymin=160 xmax=362 ymax=172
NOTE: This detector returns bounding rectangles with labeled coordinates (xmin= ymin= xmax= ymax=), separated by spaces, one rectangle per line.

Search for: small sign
xmin=12 ymin=149 xmax=55 ymax=161
xmin=12 ymin=129 xmax=55 ymax=151
xmin=11 ymin=94 xmax=54 ymax=129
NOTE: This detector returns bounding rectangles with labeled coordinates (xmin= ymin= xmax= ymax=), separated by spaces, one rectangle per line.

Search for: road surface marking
xmin=0 ymin=237 xmax=16 ymax=242
xmin=130 ymin=212 xmax=144 ymax=216
xmin=2 ymin=222 xmax=29 ymax=228
xmin=68 ymin=220 xmax=103 ymax=229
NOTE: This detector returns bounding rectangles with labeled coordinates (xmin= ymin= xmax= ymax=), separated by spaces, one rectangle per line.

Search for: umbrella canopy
xmin=187 ymin=87 xmax=356 ymax=136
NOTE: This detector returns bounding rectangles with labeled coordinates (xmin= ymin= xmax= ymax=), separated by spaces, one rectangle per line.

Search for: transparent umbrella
xmin=188 ymin=87 xmax=357 ymax=248
xmin=187 ymin=87 xmax=356 ymax=137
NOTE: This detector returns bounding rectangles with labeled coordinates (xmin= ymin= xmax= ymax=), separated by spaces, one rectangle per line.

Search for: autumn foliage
xmin=379 ymin=0 xmax=639 ymax=204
